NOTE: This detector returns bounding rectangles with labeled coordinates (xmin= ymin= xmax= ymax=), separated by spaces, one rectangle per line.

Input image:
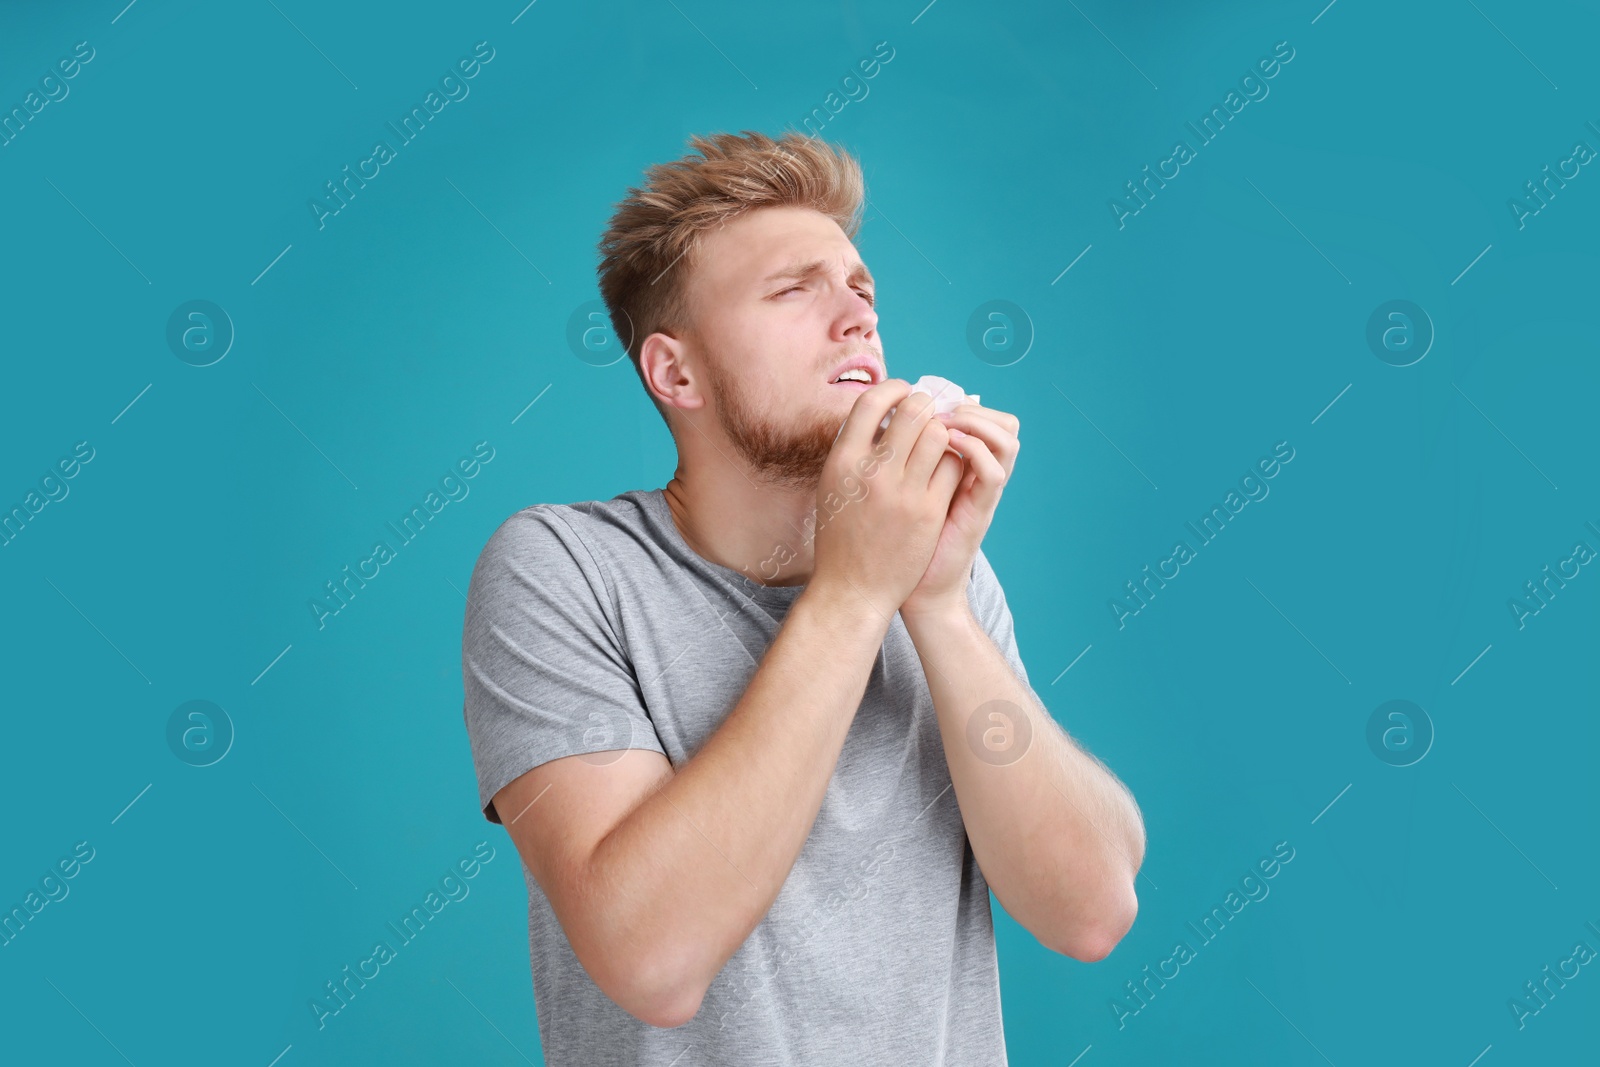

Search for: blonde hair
xmin=596 ymin=130 xmax=865 ymax=427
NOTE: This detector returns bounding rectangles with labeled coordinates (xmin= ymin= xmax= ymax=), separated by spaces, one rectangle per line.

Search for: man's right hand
xmin=811 ymin=378 xmax=966 ymax=615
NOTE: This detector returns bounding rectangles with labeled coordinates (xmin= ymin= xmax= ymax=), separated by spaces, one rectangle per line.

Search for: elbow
xmin=632 ymin=958 xmax=708 ymax=1030
xmin=618 ymin=980 xmax=705 ymax=1030
xmin=1046 ymin=883 xmax=1139 ymax=963
xmin=560 ymin=857 xmax=723 ymax=1028
xmin=580 ymin=931 xmax=710 ymax=1029
xmin=1054 ymin=926 xmax=1126 ymax=964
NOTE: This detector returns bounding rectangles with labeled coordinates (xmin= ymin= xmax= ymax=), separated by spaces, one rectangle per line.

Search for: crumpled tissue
xmin=879 ymin=375 xmax=980 ymax=430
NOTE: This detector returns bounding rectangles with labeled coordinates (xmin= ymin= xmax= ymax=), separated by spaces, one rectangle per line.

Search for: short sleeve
xmin=461 ymin=506 xmax=667 ymax=824
xmin=966 ymin=547 xmax=1049 ymax=716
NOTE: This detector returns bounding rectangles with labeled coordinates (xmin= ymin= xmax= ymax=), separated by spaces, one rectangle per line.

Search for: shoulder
xmin=468 ymin=505 xmax=570 ymax=585
xmin=475 ymin=492 xmax=655 ymax=564
xmin=466 ymin=493 xmax=654 ymax=618
xmin=476 ymin=503 xmax=570 ymax=558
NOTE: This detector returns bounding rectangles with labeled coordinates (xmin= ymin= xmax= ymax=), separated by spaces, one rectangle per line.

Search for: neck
xmin=662 ymin=466 xmax=820 ymax=587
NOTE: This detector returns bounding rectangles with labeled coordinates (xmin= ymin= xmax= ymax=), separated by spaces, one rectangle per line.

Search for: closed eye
xmin=773 ymin=283 xmax=874 ymax=306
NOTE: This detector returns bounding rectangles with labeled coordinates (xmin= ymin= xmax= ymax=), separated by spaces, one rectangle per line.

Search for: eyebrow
xmin=761 ymin=258 xmax=875 ymax=291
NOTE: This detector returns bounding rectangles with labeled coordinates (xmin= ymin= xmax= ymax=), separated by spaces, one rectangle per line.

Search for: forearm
xmin=903 ymin=601 xmax=1144 ymax=960
xmin=587 ymin=579 xmax=890 ymax=1009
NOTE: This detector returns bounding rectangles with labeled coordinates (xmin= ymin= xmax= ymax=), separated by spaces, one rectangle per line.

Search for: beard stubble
xmin=703 ymin=359 xmax=845 ymax=493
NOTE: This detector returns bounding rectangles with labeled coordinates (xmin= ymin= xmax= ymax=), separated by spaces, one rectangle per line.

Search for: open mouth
xmin=829 ymin=367 xmax=877 ymax=390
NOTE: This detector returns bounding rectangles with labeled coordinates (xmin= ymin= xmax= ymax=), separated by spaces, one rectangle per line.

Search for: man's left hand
xmin=899 ymin=402 xmax=1021 ymax=622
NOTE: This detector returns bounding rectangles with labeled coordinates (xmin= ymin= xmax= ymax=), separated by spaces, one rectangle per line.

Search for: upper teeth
xmin=834 ymin=369 xmax=871 ymax=383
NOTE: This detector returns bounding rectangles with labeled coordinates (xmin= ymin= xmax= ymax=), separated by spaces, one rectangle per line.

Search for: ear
xmin=640 ymin=331 xmax=704 ymax=413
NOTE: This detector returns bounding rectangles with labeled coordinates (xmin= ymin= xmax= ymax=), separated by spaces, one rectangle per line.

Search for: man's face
xmin=679 ymin=205 xmax=883 ymax=490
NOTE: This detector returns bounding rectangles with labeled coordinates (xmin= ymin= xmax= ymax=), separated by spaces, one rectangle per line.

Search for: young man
xmin=460 ymin=130 xmax=1144 ymax=1065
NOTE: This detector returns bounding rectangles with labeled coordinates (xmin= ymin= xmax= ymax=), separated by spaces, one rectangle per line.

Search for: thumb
xmin=929 ymin=449 xmax=964 ymax=505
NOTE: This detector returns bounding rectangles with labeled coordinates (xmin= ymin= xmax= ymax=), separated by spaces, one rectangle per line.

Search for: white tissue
xmin=880 ymin=375 xmax=980 ymax=430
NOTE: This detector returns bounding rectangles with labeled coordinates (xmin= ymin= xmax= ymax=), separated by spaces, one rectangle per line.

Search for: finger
xmin=882 ymin=388 xmax=941 ymax=463
xmin=835 ymin=378 xmax=912 ymax=455
xmin=946 ymin=430 xmax=1006 ymax=514
xmin=943 ymin=403 xmax=1020 ymax=437
xmin=903 ymin=415 xmax=953 ymax=489
xmin=959 ymin=464 xmax=979 ymax=497
xmin=929 ymin=448 xmax=964 ymax=504
xmin=938 ymin=412 xmax=1019 ymax=477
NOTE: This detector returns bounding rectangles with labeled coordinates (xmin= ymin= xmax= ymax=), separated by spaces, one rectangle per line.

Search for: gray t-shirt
xmin=461 ymin=487 xmax=1043 ymax=1066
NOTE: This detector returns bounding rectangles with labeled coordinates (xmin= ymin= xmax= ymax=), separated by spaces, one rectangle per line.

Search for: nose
xmin=832 ymin=285 xmax=877 ymax=343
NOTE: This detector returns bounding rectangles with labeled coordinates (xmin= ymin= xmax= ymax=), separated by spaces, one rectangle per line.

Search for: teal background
xmin=2 ymin=0 xmax=1596 ymax=1064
